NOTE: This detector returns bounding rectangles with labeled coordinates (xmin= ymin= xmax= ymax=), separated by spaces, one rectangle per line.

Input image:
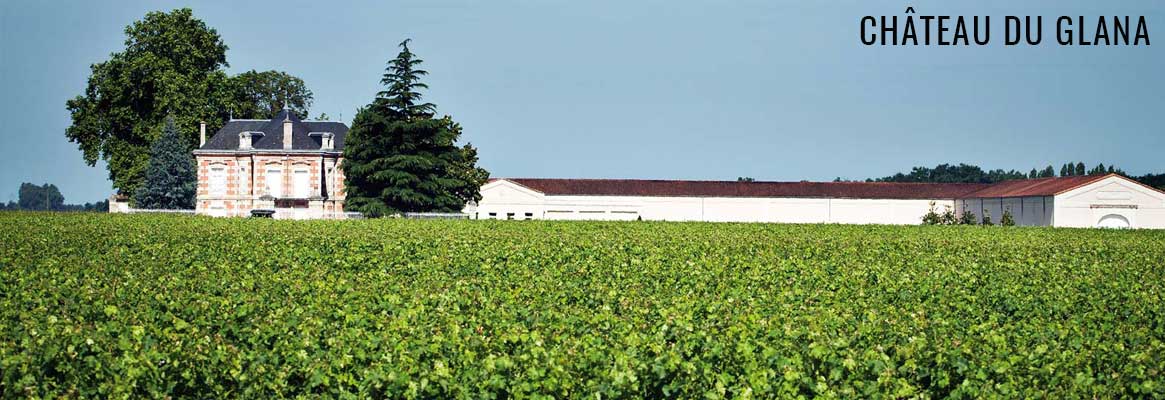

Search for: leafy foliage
xmin=228 ymin=70 xmax=314 ymax=119
xmin=17 ymin=183 xmax=64 ymax=211
xmin=3 ymin=213 xmax=1164 ymax=398
xmin=343 ymin=40 xmax=487 ymax=217
xmin=65 ymin=8 xmax=314 ymax=196
xmin=3 ymin=184 xmax=107 ymax=211
xmin=921 ymin=202 xmax=965 ymax=226
xmin=64 ymin=9 xmax=231 ymax=196
xmin=875 ymin=162 xmax=1144 ymax=184
xmin=873 ymin=163 xmax=1029 ymax=184
xmin=134 ymin=116 xmax=197 ymax=209
xmin=959 ymin=210 xmax=977 ymax=225
xmin=1136 ymin=173 xmax=1165 ymax=190
xmin=1000 ymin=208 xmax=1016 ymax=226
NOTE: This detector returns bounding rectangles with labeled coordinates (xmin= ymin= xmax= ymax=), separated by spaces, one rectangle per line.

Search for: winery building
xmin=192 ymin=110 xmax=348 ymax=218
xmin=472 ymin=175 xmax=1165 ymax=229
xmin=188 ymin=113 xmax=1165 ymax=229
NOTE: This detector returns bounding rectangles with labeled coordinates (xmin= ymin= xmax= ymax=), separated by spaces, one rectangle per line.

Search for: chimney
xmin=282 ymin=110 xmax=293 ymax=150
xmin=199 ymin=121 xmax=206 ymax=147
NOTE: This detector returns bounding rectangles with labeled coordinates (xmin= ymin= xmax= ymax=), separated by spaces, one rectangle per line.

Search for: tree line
xmin=843 ymin=162 xmax=1162 ymax=189
xmin=0 ymin=183 xmax=107 ymax=212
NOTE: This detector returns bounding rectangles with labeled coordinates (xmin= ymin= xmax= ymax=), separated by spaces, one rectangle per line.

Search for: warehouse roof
xmin=500 ymin=174 xmax=1163 ymax=200
xmin=958 ymin=174 xmax=1157 ymax=198
xmin=500 ymin=178 xmax=991 ymax=199
xmin=198 ymin=109 xmax=347 ymax=152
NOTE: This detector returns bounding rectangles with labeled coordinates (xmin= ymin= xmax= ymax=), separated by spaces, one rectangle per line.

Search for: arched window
xmin=1097 ymin=214 xmax=1130 ymax=229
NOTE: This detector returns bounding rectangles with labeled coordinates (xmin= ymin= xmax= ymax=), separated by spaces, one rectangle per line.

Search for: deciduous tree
xmin=65 ymin=9 xmax=232 ymax=196
xmin=65 ymin=9 xmax=315 ymax=196
xmin=229 ymin=70 xmax=314 ymax=119
xmin=18 ymin=183 xmax=64 ymax=211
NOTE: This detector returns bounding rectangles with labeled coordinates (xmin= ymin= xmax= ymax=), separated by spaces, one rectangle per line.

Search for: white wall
xmin=474 ymin=180 xmax=952 ymax=225
xmin=1053 ymin=176 xmax=1165 ymax=229
xmin=472 ymin=181 xmax=547 ymax=220
xmin=475 ymin=178 xmax=1165 ymax=228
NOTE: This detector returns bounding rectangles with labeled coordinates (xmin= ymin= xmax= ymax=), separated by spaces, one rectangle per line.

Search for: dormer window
xmin=238 ymin=131 xmax=264 ymax=150
xmin=309 ymin=132 xmax=335 ymax=150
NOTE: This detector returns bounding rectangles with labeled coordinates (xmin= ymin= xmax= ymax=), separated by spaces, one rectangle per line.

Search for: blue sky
xmin=1 ymin=0 xmax=1162 ymax=203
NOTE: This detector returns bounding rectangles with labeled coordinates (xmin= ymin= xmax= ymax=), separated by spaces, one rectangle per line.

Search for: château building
xmin=192 ymin=110 xmax=348 ymax=218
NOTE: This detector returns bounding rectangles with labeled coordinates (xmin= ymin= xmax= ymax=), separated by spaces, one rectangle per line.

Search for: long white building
xmin=471 ymin=174 xmax=1165 ymax=229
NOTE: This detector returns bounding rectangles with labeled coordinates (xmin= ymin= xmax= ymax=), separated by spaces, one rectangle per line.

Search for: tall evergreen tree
xmin=1075 ymin=162 xmax=1086 ymax=176
xmin=342 ymin=40 xmax=489 ymax=217
xmin=1060 ymin=164 xmax=1069 ymax=176
xmin=1028 ymin=168 xmax=1038 ymax=179
xmin=1040 ymin=165 xmax=1056 ymax=178
xmin=134 ymin=116 xmax=197 ymax=209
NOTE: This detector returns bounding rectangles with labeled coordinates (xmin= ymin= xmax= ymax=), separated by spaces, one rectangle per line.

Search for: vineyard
xmin=2 ymin=212 xmax=1164 ymax=398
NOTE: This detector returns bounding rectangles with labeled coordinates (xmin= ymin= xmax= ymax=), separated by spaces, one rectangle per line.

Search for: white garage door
xmin=1097 ymin=214 xmax=1130 ymax=229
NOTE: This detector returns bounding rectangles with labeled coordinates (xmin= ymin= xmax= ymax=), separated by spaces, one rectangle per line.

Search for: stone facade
xmin=195 ymin=153 xmax=345 ymax=218
xmin=193 ymin=110 xmax=349 ymax=219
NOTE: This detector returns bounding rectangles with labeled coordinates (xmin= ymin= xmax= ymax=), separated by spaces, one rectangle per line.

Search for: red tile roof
xmin=958 ymin=174 xmax=1111 ymax=198
xmin=499 ymin=178 xmax=991 ymax=199
xmin=496 ymin=174 xmax=1159 ymax=200
xmin=962 ymin=174 xmax=1165 ymax=198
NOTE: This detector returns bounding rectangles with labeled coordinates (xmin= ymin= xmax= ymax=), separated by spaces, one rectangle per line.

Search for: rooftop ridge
xmin=492 ymin=176 xmax=1145 ymax=200
xmin=498 ymin=177 xmax=989 ymax=186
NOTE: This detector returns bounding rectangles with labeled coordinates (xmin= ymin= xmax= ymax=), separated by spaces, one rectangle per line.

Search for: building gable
xmin=1055 ymin=175 xmax=1165 ymax=206
xmin=479 ymin=180 xmax=546 ymax=205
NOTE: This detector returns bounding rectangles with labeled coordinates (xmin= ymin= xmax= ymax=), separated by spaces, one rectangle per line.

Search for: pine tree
xmin=1040 ymin=165 xmax=1056 ymax=178
xmin=1060 ymin=164 xmax=1069 ymax=177
xmin=1075 ymin=162 xmax=1086 ymax=176
xmin=342 ymin=40 xmax=489 ymax=217
xmin=1028 ymin=168 xmax=1038 ymax=179
xmin=133 ymin=116 xmax=197 ymax=209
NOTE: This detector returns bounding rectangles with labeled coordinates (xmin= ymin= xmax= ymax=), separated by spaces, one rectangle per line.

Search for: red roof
xmin=493 ymin=174 xmax=1158 ymax=200
xmin=500 ymin=178 xmax=990 ymax=199
xmin=959 ymin=174 xmax=1110 ymax=198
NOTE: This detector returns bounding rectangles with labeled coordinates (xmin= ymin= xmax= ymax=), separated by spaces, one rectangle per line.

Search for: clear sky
xmin=1 ymin=0 xmax=1162 ymax=203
